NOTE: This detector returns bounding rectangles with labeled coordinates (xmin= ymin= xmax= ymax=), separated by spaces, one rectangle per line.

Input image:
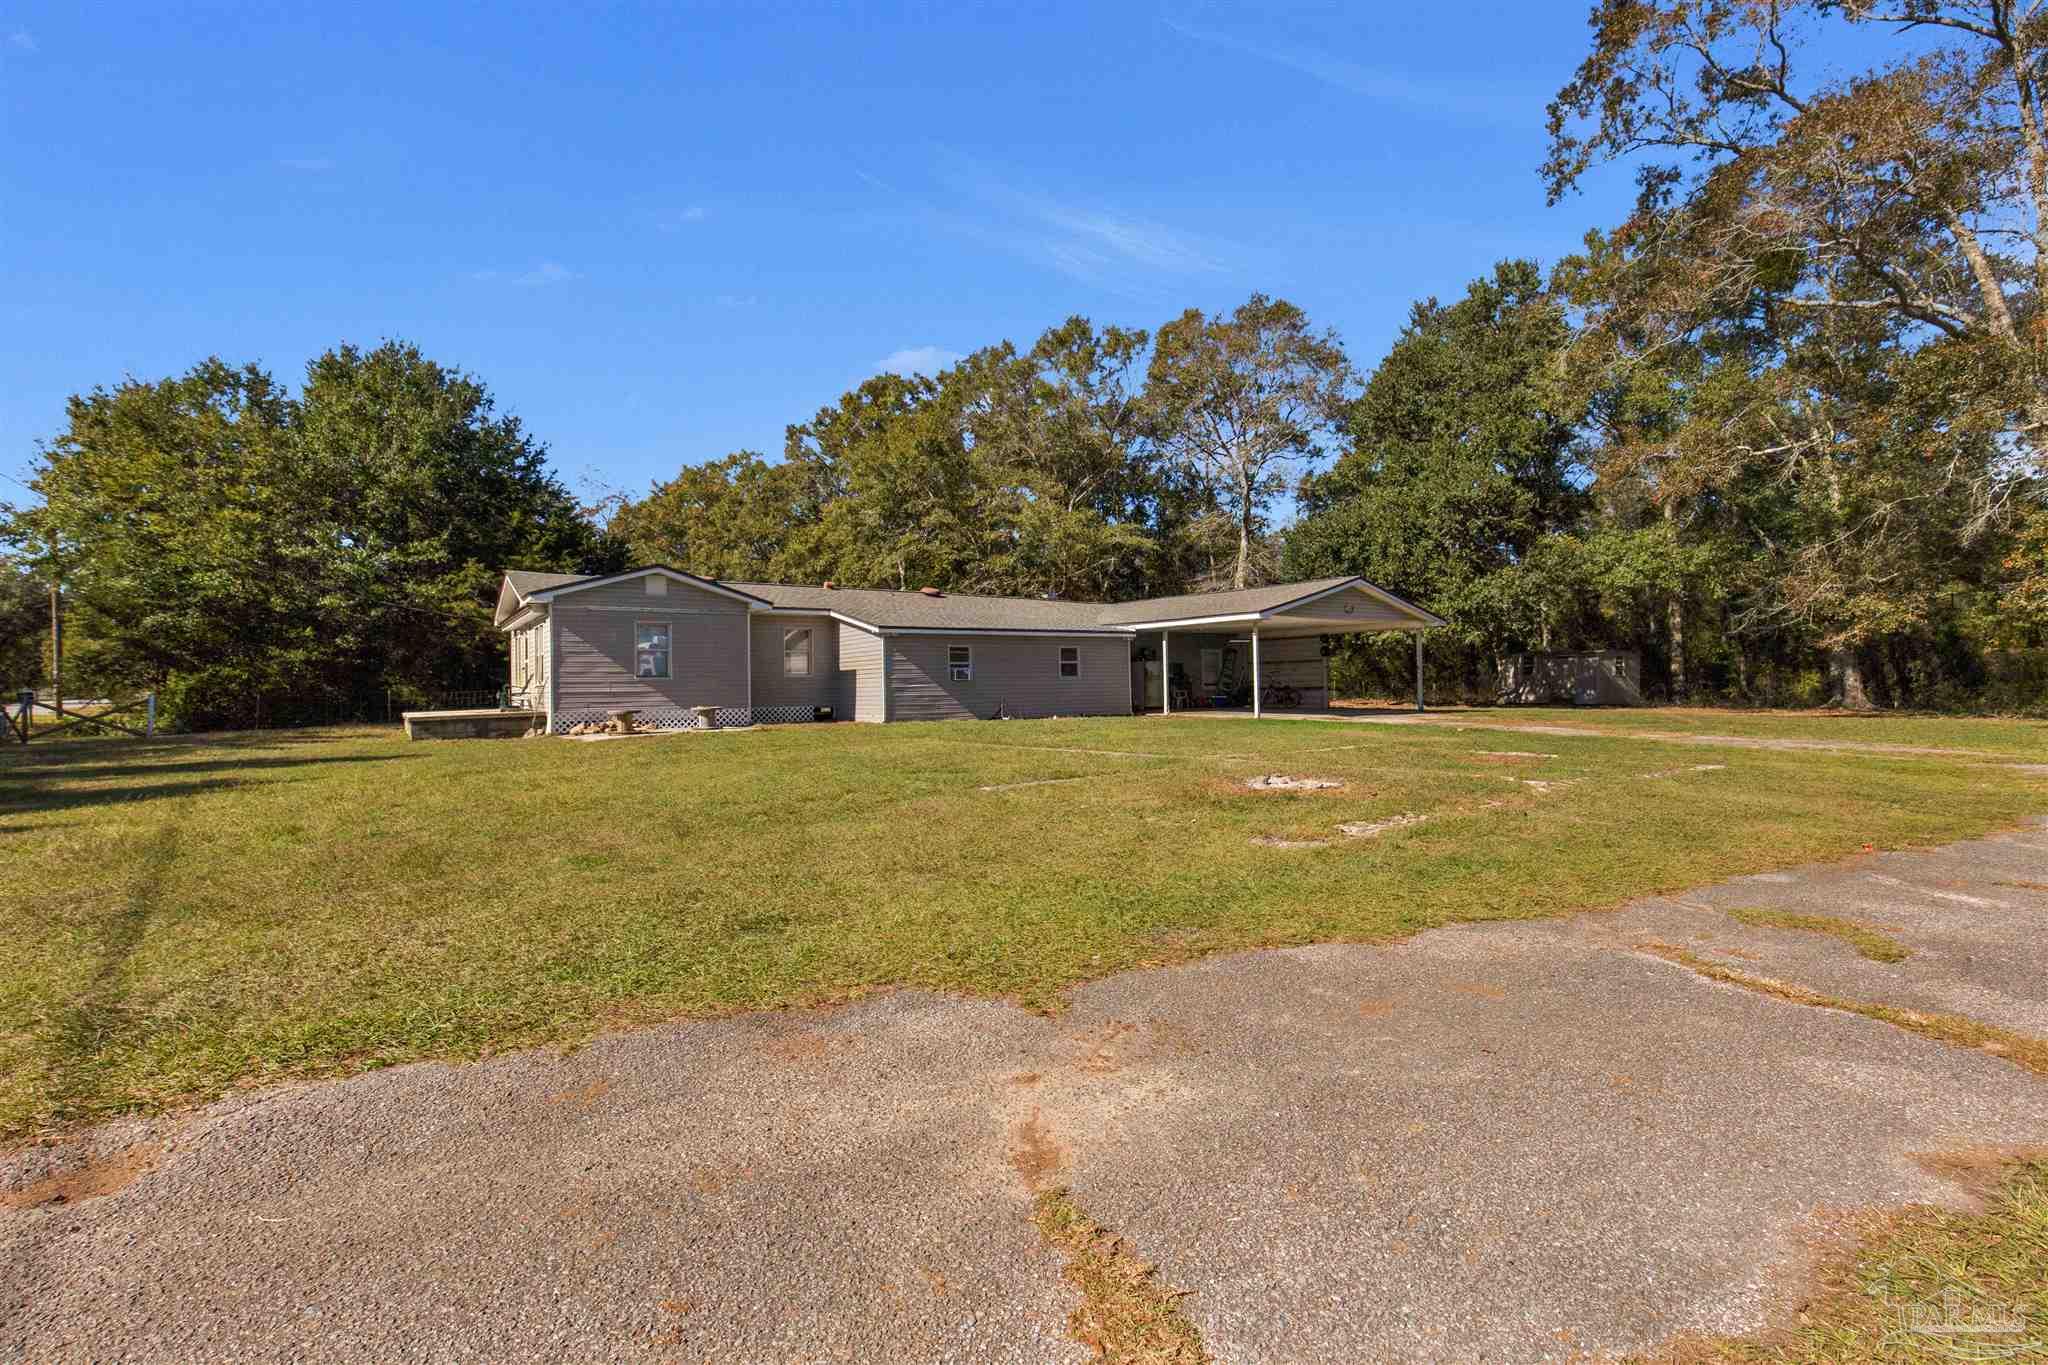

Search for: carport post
xmin=1160 ymin=630 xmax=1170 ymax=715
xmin=1251 ymin=628 xmax=1262 ymax=719
xmin=1414 ymin=630 xmax=1425 ymax=712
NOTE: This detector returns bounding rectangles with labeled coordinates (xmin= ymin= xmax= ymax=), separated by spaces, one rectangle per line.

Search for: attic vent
xmin=646 ymin=576 xmax=667 ymax=596
xmin=919 ymin=586 xmax=943 ymax=597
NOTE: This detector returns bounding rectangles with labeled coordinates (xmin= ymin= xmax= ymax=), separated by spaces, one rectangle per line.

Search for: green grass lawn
xmin=1422 ymin=703 xmax=2048 ymax=755
xmin=2 ymin=713 xmax=2043 ymax=1141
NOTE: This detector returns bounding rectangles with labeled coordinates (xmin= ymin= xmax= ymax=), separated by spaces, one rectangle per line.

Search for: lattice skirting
xmin=550 ymin=706 xmax=784 ymax=734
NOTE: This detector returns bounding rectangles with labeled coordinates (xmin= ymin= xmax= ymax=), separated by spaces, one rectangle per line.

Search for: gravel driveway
xmin=6 ymin=819 xmax=2047 ymax=1363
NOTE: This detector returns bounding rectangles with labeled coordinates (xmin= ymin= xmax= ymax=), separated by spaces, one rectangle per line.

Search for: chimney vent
xmin=919 ymin=586 xmax=943 ymax=597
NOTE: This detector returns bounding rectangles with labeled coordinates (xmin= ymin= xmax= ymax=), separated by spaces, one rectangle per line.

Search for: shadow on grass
xmin=0 ymin=752 xmax=413 ymax=815
xmin=42 ymin=824 xmax=182 ymax=1116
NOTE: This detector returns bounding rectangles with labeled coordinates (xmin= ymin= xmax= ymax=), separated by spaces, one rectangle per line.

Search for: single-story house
xmin=493 ymin=566 xmax=1444 ymax=733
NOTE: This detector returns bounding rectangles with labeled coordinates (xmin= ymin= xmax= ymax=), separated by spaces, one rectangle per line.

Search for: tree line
xmin=5 ymin=0 xmax=2044 ymax=723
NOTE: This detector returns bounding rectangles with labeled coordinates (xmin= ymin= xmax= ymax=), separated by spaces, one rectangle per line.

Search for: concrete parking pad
xmin=5 ymin=821 xmax=2047 ymax=1363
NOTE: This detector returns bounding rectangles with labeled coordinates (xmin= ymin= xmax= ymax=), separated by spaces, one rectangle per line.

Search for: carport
xmin=1108 ymin=577 xmax=1446 ymax=717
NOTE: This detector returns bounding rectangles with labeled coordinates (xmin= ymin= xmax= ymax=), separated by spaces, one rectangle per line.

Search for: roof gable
xmin=524 ymin=566 xmax=770 ymax=608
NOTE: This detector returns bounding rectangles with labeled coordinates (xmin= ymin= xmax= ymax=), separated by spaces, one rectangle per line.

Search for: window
xmin=635 ymin=621 xmax=672 ymax=679
xmin=948 ymin=644 xmax=973 ymax=681
xmin=1058 ymin=645 xmax=1080 ymax=679
xmin=783 ymin=627 xmax=813 ymax=677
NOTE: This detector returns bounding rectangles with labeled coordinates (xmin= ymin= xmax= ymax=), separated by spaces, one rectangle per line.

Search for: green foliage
xmin=8 ymin=344 xmax=616 ymax=728
xmin=0 ymin=557 xmax=46 ymax=690
xmin=1543 ymin=0 xmax=2046 ymax=707
xmin=1286 ymin=261 xmax=1591 ymax=675
xmin=1147 ymin=294 xmax=1353 ymax=589
xmin=609 ymin=312 xmax=1283 ymax=601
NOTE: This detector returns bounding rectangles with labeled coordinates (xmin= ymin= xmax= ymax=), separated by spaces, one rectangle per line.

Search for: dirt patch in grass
xmin=1249 ymin=835 xmax=1330 ymax=849
xmin=1 ymin=1141 xmax=160 ymax=1210
xmin=1640 ymin=943 xmax=2048 ymax=1077
xmin=1647 ymin=1153 xmax=2048 ymax=1364
xmin=1726 ymin=909 xmax=1911 ymax=963
xmin=1995 ymin=880 xmax=2048 ymax=892
xmin=1242 ymin=774 xmax=1345 ymax=792
xmin=1336 ymin=812 xmax=1429 ymax=839
xmin=1032 ymin=1188 xmax=1210 ymax=1363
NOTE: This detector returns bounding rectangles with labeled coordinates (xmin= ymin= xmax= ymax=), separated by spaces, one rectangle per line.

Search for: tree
xmin=1286 ymin=263 xmax=1590 ymax=673
xmin=9 ymin=343 xmax=616 ymax=727
xmin=951 ymin=318 xmax=1167 ymax=599
xmin=1546 ymin=0 xmax=2047 ymax=704
xmin=1146 ymin=295 xmax=1353 ymax=588
xmin=295 ymin=341 xmax=617 ymax=701
xmin=603 ymin=451 xmax=814 ymax=582
xmin=0 ymin=555 xmax=47 ymax=690
xmin=10 ymin=359 xmax=312 ymax=714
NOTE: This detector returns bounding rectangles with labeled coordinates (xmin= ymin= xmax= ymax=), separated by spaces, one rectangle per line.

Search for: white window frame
xmin=635 ymin=620 xmax=672 ymax=680
xmin=1058 ymin=645 xmax=1080 ymax=679
xmin=948 ymin=644 xmax=973 ymax=682
xmin=783 ymin=627 xmax=813 ymax=677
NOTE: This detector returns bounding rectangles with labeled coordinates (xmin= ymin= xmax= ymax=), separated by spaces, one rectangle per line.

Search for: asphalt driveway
xmin=6 ymin=819 xmax=2047 ymax=1363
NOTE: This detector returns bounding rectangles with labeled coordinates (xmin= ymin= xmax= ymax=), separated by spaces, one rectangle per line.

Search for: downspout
xmin=546 ymin=609 xmax=558 ymax=734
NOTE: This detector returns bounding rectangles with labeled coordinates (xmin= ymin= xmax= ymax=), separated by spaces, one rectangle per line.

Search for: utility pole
xmin=48 ymin=581 xmax=60 ymax=714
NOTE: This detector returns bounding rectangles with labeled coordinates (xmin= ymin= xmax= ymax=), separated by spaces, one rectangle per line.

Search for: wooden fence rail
xmin=9 ymin=691 xmax=157 ymax=743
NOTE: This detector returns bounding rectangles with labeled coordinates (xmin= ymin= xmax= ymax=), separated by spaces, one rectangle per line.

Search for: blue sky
xmin=1 ymin=1 xmax=1646 ymax=505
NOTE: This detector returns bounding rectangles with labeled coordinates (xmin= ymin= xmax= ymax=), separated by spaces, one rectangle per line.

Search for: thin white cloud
xmin=7 ymin=29 xmax=35 ymax=52
xmin=1161 ymin=10 xmax=1529 ymax=124
xmin=663 ymin=204 xmax=709 ymax=228
xmin=470 ymin=261 xmax=579 ymax=286
xmin=932 ymin=158 xmax=1230 ymax=285
xmin=278 ymin=157 xmax=335 ymax=172
xmin=874 ymin=346 xmax=963 ymax=377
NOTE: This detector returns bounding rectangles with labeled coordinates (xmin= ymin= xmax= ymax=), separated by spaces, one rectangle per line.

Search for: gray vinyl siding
xmin=552 ymin=576 xmax=751 ymax=715
xmin=886 ymin=634 xmax=1131 ymax=722
xmin=751 ymin=614 xmax=841 ymax=712
xmin=837 ymin=623 xmax=887 ymax=722
xmin=1265 ymin=594 xmax=1417 ymax=631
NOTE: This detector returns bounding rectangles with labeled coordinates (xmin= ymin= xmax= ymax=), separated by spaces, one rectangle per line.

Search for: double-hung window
xmin=783 ymin=627 xmax=813 ymax=677
xmin=947 ymin=644 xmax=973 ymax=681
xmin=635 ymin=622 xmax=672 ymax=679
xmin=1058 ymin=645 xmax=1080 ymax=679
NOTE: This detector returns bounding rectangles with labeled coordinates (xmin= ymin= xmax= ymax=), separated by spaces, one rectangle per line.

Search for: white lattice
xmin=550 ymin=706 xmax=761 ymax=734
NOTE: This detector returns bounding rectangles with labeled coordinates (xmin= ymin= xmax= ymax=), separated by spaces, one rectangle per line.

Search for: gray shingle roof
xmin=1091 ymin=577 xmax=1360 ymax=624
xmin=725 ymin=583 xmax=1120 ymax=632
xmin=499 ymin=568 xmax=1431 ymax=632
xmin=504 ymin=569 xmax=593 ymax=597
